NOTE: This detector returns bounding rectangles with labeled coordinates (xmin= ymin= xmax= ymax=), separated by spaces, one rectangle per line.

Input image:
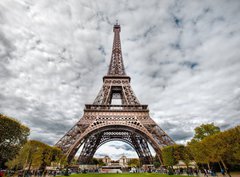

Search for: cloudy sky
xmin=1 ymin=0 xmax=240 ymax=160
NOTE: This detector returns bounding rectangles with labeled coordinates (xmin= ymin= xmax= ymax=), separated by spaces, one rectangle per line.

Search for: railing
xmin=85 ymin=104 xmax=148 ymax=111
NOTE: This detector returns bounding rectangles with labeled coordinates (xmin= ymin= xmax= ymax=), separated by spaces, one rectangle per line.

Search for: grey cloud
xmin=170 ymin=130 xmax=193 ymax=142
xmin=0 ymin=94 xmax=29 ymax=113
xmin=180 ymin=61 xmax=199 ymax=69
xmin=109 ymin=144 xmax=134 ymax=152
xmin=218 ymin=122 xmax=232 ymax=130
xmin=0 ymin=31 xmax=15 ymax=60
xmin=30 ymin=132 xmax=57 ymax=146
xmin=0 ymin=65 xmax=14 ymax=80
xmin=158 ymin=120 xmax=194 ymax=142
xmin=95 ymin=153 xmax=108 ymax=157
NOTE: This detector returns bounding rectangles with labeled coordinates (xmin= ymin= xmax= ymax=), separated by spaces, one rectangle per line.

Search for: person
xmin=203 ymin=169 xmax=208 ymax=177
xmin=18 ymin=170 xmax=23 ymax=177
xmin=225 ymin=168 xmax=231 ymax=177
xmin=0 ymin=170 xmax=4 ymax=177
xmin=53 ymin=171 xmax=56 ymax=177
xmin=221 ymin=168 xmax=225 ymax=176
xmin=189 ymin=168 xmax=193 ymax=176
xmin=211 ymin=169 xmax=216 ymax=176
xmin=194 ymin=168 xmax=199 ymax=176
xmin=37 ymin=170 xmax=41 ymax=177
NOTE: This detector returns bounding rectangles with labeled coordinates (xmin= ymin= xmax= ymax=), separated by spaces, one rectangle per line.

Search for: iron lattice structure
xmin=56 ymin=23 xmax=175 ymax=165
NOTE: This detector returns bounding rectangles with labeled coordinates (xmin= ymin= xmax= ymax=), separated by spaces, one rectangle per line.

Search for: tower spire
xmin=107 ymin=22 xmax=126 ymax=75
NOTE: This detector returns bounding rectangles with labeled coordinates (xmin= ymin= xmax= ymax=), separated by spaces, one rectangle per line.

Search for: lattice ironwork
xmin=108 ymin=23 xmax=125 ymax=76
xmin=55 ymin=23 xmax=175 ymax=165
xmin=77 ymin=130 xmax=153 ymax=164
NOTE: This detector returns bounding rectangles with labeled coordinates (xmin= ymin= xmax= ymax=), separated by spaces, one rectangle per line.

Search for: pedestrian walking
xmin=18 ymin=170 xmax=23 ymax=177
xmin=0 ymin=170 xmax=4 ymax=177
xmin=221 ymin=168 xmax=225 ymax=176
xmin=203 ymin=169 xmax=208 ymax=177
xmin=53 ymin=171 xmax=56 ymax=177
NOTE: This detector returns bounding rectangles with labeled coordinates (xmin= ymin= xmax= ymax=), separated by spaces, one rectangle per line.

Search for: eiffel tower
xmin=56 ymin=22 xmax=175 ymax=165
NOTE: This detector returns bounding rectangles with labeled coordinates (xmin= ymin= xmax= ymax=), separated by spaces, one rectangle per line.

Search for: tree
xmin=89 ymin=158 xmax=99 ymax=165
xmin=202 ymin=126 xmax=240 ymax=168
xmin=193 ymin=123 xmax=220 ymax=141
xmin=188 ymin=140 xmax=211 ymax=168
xmin=6 ymin=140 xmax=64 ymax=171
xmin=173 ymin=145 xmax=193 ymax=168
xmin=162 ymin=146 xmax=177 ymax=167
xmin=162 ymin=145 xmax=194 ymax=170
xmin=222 ymin=125 xmax=240 ymax=164
xmin=0 ymin=114 xmax=30 ymax=168
xmin=182 ymin=146 xmax=193 ymax=167
xmin=233 ymin=144 xmax=240 ymax=161
xmin=188 ymin=125 xmax=240 ymax=174
xmin=128 ymin=159 xmax=140 ymax=168
xmin=153 ymin=155 xmax=161 ymax=169
xmin=98 ymin=159 xmax=106 ymax=167
xmin=188 ymin=123 xmax=221 ymax=169
xmin=51 ymin=146 xmax=66 ymax=165
xmin=153 ymin=161 xmax=161 ymax=169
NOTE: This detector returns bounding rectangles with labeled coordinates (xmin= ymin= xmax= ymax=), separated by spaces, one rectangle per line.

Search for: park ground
xmin=59 ymin=174 xmax=186 ymax=177
xmin=58 ymin=172 xmax=240 ymax=177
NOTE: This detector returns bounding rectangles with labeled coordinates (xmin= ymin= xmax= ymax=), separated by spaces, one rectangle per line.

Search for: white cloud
xmin=95 ymin=141 xmax=138 ymax=160
xmin=0 ymin=0 xmax=240 ymax=159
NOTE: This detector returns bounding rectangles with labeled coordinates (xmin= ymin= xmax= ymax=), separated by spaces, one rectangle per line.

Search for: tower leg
xmin=78 ymin=132 xmax=103 ymax=164
xmin=131 ymin=134 xmax=153 ymax=164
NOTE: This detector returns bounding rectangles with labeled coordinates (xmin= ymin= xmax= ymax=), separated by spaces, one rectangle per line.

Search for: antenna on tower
xmin=116 ymin=19 xmax=118 ymax=25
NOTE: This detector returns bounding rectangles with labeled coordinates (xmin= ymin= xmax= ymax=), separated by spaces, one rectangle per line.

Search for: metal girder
xmin=55 ymin=23 xmax=175 ymax=165
xmin=77 ymin=130 xmax=153 ymax=164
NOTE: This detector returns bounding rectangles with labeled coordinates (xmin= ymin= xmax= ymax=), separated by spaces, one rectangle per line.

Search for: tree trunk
xmin=220 ymin=159 xmax=227 ymax=170
xmin=207 ymin=162 xmax=210 ymax=170
xmin=220 ymin=159 xmax=231 ymax=177
xmin=195 ymin=163 xmax=199 ymax=175
xmin=218 ymin=161 xmax=222 ymax=169
xmin=28 ymin=159 xmax=32 ymax=171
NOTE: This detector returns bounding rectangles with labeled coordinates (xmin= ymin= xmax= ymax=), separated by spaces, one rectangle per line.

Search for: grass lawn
xmin=59 ymin=173 xmax=190 ymax=177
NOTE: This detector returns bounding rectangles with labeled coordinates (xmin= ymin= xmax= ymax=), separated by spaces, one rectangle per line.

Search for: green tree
xmin=98 ymin=159 xmax=106 ymax=167
xmin=223 ymin=126 xmax=240 ymax=164
xmin=128 ymin=159 xmax=140 ymax=168
xmin=188 ymin=124 xmax=240 ymax=173
xmin=162 ymin=145 xmax=193 ymax=170
xmin=51 ymin=146 xmax=65 ymax=164
xmin=153 ymin=161 xmax=161 ymax=169
xmin=201 ymin=125 xmax=240 ymax=170
xmin=173 ymin=145 xmax=193 ymax=168
xmin=188 ymin=140 xmax=211 ymax=169
xmin=182 ymin=146 xmax=193 ymax=167
xmin=233 ymin=144 xmax=240 ymax=161
xmin=188 ymin=123 xmax=221 ymax=169
xmin=193 ymin=123 xmax=220 ymax=141
xmin=6 ymin=140 xmax=64 ymax=171
xmin=153 ymin=155 xmax=161 ymax=169
xmin=162 ymin=146 xmax=177 ymax=168
xmin=0 ymin=114 xmax=30 ymax=168
xmin=89 ymin=158 xmax=99 ymax=165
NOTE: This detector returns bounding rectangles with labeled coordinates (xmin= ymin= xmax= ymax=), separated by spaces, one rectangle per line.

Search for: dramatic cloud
xmin=95 ymin=141 xmax=138 ymax=160
xmin=1 ymin=0 xmax=240 ymax=160
xmin=109 ymin=143 xmax=135 ymax=152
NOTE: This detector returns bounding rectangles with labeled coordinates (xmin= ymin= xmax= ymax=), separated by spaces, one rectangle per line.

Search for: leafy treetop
xmin=193 ymin=123 xmax=220 ymax=142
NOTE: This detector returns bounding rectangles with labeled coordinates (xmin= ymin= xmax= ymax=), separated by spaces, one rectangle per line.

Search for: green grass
xmin=59 ymin=173 xmax=189 ymax=177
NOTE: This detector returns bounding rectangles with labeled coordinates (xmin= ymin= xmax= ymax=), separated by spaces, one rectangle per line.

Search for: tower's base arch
xmin=76 ymin=125 xmax=154 ymax=164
